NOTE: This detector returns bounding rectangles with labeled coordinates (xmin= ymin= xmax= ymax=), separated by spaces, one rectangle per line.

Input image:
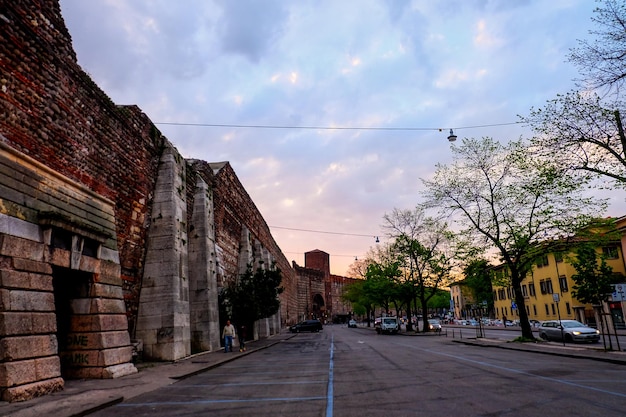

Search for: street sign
xmin=552 ymin=293 xmax=560 ymax=302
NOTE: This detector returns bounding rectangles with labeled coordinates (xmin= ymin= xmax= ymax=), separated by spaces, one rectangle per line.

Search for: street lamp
xmin=447 ymin=129 xmax=457 ymax=142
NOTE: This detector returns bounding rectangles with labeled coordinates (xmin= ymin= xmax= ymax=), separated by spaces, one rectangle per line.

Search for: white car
xmin=539 ymin=320 xmax=600 ymax=343
xmin=348 ymin=319 xmax=357 ymax=328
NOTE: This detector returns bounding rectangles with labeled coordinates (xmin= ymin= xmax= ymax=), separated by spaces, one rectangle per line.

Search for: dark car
xmin=289 ymin=319 xmax=323 ymax=333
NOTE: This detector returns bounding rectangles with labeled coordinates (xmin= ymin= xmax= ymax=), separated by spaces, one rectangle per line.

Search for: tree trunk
xmin=512 ymin=274 xmax=534 ymax=339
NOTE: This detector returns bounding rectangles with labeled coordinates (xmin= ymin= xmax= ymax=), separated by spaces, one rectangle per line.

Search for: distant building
xmin=293 ymin=250 xmax=361 ymax=324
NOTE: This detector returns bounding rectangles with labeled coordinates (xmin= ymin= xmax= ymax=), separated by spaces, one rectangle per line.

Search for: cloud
xmin=59 ymin=0 xmax=619 ymax=275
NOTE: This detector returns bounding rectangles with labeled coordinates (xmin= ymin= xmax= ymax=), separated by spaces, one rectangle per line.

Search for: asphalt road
xmin=89 ymin=326 xmax=626 ymax=417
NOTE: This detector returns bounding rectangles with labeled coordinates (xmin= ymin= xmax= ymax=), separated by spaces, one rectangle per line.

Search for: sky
xmin=58 ymin=0 xmax=625 ymax=276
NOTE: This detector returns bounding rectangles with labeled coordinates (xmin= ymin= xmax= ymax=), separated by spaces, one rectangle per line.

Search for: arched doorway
xmin=312 ymin=293 xmax=325 ymax=321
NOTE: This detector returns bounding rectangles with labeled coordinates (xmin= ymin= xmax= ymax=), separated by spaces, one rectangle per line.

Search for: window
xmin=540 ymin=279 xmax=553 ymax=294
xmin=551 ymin=303 xmax=556 ymax=315
xmin=529 ymin=283 xmax=536 ymax=297
xmin=545 ymin=304 xmax=549 ymax=315
xmin=533 ymin=305 xmax=537 ymax=315
xmin=566 ymin=302 xmax=571 ymax=315
xmin=536 ymin=255 xmax=549 ymax=268
xmin=558 ymin=275 xmax=568 ymax=292
xmin=602 ymin=246 xmax=619 ymax=259
xmin=522 ymin=285 xmax=528 ymax=297
xmin=554 ymin=252 xmax=564 ymax=263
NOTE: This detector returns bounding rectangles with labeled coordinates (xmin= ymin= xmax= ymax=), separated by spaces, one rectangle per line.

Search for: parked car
xmin=289 ymin=319 xmax=323 ymax=333
xmin=348 ymin=319 xmax=357 ymax=328
xmin=539 ymin=320 xmax=600 ymax=343
xmin=428 ymin=319 xmax=442 ymax=332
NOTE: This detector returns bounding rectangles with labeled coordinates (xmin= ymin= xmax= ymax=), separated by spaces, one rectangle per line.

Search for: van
xmin=375 ymin=316 xmax=400 ymax=334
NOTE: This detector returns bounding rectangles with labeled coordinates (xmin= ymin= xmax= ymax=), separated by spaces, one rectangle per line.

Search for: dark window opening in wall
xmin=559 ymin=275 xmax=568 ymax=292
xmin=566 ymin=302 xmax=571 ymax=315
xmin=602 ymin=246 xmax=619 ymax=259
xmin=52 ymin=266 xmax=93 ymax=378
xmin=545 ymin=304 xmax=549 ymax=315
xmin=551 ymin=303 xmax=556 ymax=315
xmin=51 ymin=228 xmax=72 ymax=250
xmin=529 ymin=283 xmax=536 ymax=297
xmin=536 ymin=255 xmax=549 ymax=268
xmin=82 ymin=238 xmax=99 ymax=258
xmin=533 ymin=305 xmax=537 ymax=315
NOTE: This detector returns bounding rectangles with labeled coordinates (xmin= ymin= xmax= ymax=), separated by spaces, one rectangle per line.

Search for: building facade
xmin=491 ymin=226 xmax=626 ymax=328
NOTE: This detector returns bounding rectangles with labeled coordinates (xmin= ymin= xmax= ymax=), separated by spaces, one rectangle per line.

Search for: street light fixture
xmin=447 ymin=129 xmax=457 ymax=142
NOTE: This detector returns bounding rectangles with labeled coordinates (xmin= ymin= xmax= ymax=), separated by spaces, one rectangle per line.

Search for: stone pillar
xmin=238 ymin=227 xmax=253 ymax=275
xmin=136 ymin=146 xmax=191 ymax=361
xmin=189 ymin=177 xmax=220 ymax=352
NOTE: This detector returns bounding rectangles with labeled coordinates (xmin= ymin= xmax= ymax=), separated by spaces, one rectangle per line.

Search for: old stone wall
xmin=293 ymin=262 xmax=326 ymax=322
xmin=0 ymin=0 xmax=302 ymax=402
xmin=0 ymin=1 xmax=166 ymax=334
xmin=210 ymin=162 xmax=298 ymax=328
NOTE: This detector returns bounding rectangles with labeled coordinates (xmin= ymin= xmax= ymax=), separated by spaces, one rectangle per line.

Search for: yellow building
xmin=449 ymin=280 xmax=477 ymax=320
xmin=492 ymin=237 xmax=626 ymax=328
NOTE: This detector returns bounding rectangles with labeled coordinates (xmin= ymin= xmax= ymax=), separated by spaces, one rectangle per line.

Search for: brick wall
xmin=0 ymin=2 xmax=166 ymax=334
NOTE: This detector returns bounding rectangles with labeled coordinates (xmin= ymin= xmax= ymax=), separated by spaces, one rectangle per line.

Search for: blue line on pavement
xmin=326 ymin=334 xmax=334 ymax=417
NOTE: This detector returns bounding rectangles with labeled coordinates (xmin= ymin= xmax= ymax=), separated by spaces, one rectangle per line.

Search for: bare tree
xmin=569 ymin=0 xmax=626 ymax=97
xmin=421 ymin=137 xmax=604 ymax=339
xmin=522 ymin=92 xmax=626 ymax=188
xmin=522 ymin=0 xmax=626 ymax=189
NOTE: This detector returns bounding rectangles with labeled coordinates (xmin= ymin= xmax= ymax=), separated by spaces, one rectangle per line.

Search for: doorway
xmin=52 ymin=266 xmax=92 ymax=378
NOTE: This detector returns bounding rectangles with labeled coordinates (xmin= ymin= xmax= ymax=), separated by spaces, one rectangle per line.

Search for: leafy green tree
xmin=223 ymin=263 xmax=284 ymax=329
xmin=363 ymin=260 xmax=401 ymax=316
xmin=384 ymin=207 xmax=454 ymax=333
xmin=570 ymin=242 xmax=620 ymax=343
xmin=571 ymin=244 xmax=616 ymax=306
xmin=342 ymin=280 xmax=370 ymax=320
xmin=421 ymin=137 xmax=602 ymax=339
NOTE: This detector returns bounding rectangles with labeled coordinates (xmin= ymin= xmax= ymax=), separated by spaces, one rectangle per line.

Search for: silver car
xmin=539 ymin=320 xmax=600 ymax=343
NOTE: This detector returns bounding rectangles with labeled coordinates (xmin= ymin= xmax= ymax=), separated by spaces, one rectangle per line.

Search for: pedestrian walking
xmin=222 ymin=320 xmax=236 ymax=352
xmin=239 ymin=324 xmax=247 ymax=352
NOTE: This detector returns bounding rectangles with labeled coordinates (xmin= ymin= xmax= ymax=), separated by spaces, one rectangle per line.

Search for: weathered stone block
xmin=34 ymin=356 xmax=61 ymax=380
xmin=0 ymin=335 xmax=58 ymax=361
xmin=71 ymin=313 xmax=129 ymax=332
xmin=9 ymin=290 xmax=55 ymax=312
xmin=0 ymin=236 xmax=44 ymax=262
xmin=13 ymin=258 xmax=52 ymax=274
xmin=45 ymin=247 xmax=70 ymax=267
xmin=0 ymin=360 xmax=37 ymax=386
xmin=0 ymin=312 xmax=56 ymax=335
xmin=99 ymin=346 xmax=133 ymax=366
xmin=91 ymin=298 xmax=126 ymax=314
xmin=0 ymin=269 xmax=53 ymax=291
xmin=90 ymin=282 xmax=123 ymax=298
xmin=102 ymin=363 xmax=137 ymax=378
xmin=60 ymin=349 xmax=99 ymax=368
xmin=1 ymin=377 xmax=64 ymax=403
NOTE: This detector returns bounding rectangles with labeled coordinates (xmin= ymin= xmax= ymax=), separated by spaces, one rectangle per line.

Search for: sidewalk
xmin=0 ymin=334 xmax=292 ymax=417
